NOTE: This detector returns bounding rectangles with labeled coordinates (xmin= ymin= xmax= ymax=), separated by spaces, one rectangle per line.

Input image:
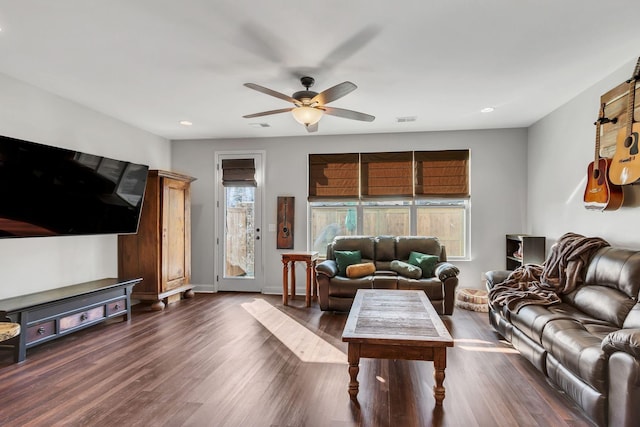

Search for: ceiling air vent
xmin=396 ymin=116 xmax=417 ymax=123
xmin=249 ymin=123 xmax=271 ymax=128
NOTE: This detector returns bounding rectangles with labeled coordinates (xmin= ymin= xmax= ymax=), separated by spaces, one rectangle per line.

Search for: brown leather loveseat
xmin=315 ymin=235 xmax=459 ymax=314
xmin=486 ymin=246 xmax=640 ymax=427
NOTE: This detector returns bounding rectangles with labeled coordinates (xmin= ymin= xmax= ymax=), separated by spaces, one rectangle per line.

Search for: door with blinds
xmin=215 ymin=152 xmax=264 ymax=292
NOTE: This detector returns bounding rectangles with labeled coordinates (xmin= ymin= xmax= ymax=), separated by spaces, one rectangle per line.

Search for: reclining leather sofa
xmin=315 ymin=235 xmax=459 ymax=314
xmin=486 ymin=246 xmax=640 ymax=427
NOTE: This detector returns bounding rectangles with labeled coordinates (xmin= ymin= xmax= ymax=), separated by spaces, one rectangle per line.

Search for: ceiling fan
xmin=243 ymin=76 xmax=375 ymax=132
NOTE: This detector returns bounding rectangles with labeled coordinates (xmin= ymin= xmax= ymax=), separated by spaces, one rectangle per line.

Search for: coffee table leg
xmin=347 ymin=344 xmax=360 ymax=401
xmin=433 ymin=348 xmax=446 ymax=406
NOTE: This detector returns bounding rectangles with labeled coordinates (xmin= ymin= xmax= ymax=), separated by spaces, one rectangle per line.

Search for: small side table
xmin=281 ymin=251 xmax=319 ymax=307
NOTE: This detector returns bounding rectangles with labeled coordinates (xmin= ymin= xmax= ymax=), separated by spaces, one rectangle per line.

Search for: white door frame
xmin=214 ymin=150 xmax=265 ymax=292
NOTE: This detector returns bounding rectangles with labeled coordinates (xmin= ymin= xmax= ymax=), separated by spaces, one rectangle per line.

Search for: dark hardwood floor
xmin=0 ymin=293 xmax=594 ymax=427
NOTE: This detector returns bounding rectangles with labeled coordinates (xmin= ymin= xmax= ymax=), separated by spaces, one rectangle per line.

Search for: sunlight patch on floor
xmin=454 ymin=338 xmax=493 ymax=345
xmin=454 ymin=337 xmax=520 ymax=353
xmin=241 ymin=298 xmax=347 ymax=364
xmin=457 ymin=345 xmax=520 ymax=354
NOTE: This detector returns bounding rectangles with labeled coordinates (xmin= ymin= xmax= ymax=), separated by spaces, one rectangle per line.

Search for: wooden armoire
xmin=118 ymin=170 xmax=196 ymax=310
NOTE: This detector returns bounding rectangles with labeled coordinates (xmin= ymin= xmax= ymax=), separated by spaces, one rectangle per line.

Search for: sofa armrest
xmin=434 ymin=262 xmax=459 ymax=281
xmin=316 ymin=260 xmax=338 ymax=278
xmin=484 ymin=270 xmax=512 ymax=290
xmin=608 ymin=352 xmax=640 ymax=426
xmin=602 ymin=329 xmax=640 ymax=358
xmin=316 ymin=260 xmax=338 ymax=311
xmin=434 ymin=262 xmax=459 ymax=315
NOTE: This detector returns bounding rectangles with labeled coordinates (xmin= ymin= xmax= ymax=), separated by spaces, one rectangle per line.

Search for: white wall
xmin=528 ymin=56 xmax=640 ymax=250
xmin=0 ymin=73 xmax=171 ymax=299
xmin=172 ymin=128 xmax=528 ymax=295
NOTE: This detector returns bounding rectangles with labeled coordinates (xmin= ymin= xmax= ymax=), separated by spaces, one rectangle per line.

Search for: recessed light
xmin=179 ymin=120 xmax=193 ymax=126
xmin=480 ymin=107 xmax=495 ymax=113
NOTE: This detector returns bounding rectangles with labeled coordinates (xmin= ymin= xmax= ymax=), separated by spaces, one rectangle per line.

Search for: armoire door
xmin=162 ymin=177 xmax=191 ymax=292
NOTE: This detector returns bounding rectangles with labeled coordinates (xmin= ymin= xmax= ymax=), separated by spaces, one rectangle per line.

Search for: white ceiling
xmin=1 ymin=0 xmax=639 ymax=141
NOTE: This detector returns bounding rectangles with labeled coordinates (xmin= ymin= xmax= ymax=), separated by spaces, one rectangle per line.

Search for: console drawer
xmin=59 ymin=306 xmax=105 ymax=332
xmin=106 ymin=299 xmax=127 ymax=316
xmin=27 ymin=320 xmax=56 ymax=344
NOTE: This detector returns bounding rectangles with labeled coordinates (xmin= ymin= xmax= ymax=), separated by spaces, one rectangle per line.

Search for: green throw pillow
xmin=407 ymin=251 xmax=439 ymax=278
xmin=390 ymin=260 xmax=422 ymax=279
xmin=334 ymin=250 xmax=362 ymax=276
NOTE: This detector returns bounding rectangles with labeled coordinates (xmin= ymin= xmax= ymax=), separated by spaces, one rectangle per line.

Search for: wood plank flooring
xmin=0 ymin=293 xmax=594 ymax=427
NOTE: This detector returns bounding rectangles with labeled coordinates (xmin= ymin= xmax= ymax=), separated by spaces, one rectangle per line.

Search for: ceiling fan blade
xmin=243 ymin=107 xmax=293 ymax=118
xmin=322 ymin=106 xmax=375 ymax=122
xmin=318 ymin=26 xmax=381 ymax=72
xmin=244 ymin=83 xmax=300 ymax=105
xmin=311 ymin=82 xmax=357 ymax=105
xmin=306 ymin=123 xmax=318 ymax=133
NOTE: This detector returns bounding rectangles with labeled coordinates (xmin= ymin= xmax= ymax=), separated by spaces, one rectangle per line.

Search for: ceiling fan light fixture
xmin=291 ymin=106 xmax=323 ymax=126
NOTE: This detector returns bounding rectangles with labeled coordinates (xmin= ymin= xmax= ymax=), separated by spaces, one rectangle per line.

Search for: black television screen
xmin=0 ymin=135 xmax=149 ymax=238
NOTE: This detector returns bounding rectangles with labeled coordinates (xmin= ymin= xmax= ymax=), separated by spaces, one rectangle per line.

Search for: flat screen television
xmin=0 ymin=134 xmax=149 ymax=238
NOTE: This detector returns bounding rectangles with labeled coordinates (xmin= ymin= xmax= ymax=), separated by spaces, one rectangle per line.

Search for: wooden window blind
xmin=414 ymin=150 xmax=470 ymax=197
xmin=360 ymin=152 xmax=413 ymax=197
xmin=221 ymin=159 xmax=257 ymax=187
xmin=308 ymin=153 xmax=359 ymax=200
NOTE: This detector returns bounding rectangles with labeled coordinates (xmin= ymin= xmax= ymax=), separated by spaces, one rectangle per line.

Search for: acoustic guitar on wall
xmin=610 ymin=58 xmax=640 ymax=185
xmin=276 ymin=196 xmax=294 ymax=249
xmin=281 ymin=198 xmax=291 ymax=240
xmin=583 ymin=103 xmax=623 ymax=210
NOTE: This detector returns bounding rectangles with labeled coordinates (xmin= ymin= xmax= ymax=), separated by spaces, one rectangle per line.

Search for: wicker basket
xmin=455 ymin=288 xmax=489 ymax=312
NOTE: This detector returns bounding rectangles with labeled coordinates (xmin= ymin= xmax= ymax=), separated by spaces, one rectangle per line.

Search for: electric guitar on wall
xmin=583 ymin=103 xmax=623 ymax=210
xmin=609 ymin=58 xmax=640 ymax=185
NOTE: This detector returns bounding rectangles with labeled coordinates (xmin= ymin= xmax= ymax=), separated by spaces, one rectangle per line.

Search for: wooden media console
xmin=0 ymin=278 xmax=140 ymax=362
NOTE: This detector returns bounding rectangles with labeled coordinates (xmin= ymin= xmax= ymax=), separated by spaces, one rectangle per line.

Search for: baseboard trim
xmin=191 ymin=284 xmax=299 ymax=296
xmin=192 ymin=284 xmax=216 ymax=293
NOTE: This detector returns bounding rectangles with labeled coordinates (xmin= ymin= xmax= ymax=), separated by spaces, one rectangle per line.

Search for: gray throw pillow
xmin=390 ymin=260 xmax=423 ymax=279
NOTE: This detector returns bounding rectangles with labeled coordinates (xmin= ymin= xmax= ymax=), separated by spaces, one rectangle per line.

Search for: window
xmin=221 ymin=158 xmax=257 ymax=278
xmin=416 ymin=199 xmax=467 ymax=258
xmin=308 ymin=151 xmax=470 ymax=259
xmin=309 ymin=200 xmax=468 ymax=258
xmin=309 ymin=203 xmax=358 ymax=253
xmin=362 ymin=200 xmax=411 ymax=236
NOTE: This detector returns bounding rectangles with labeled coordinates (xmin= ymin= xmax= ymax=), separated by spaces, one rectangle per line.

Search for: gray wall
xmin=0 ymin=73 xmax=171 ymax=299
xmin=528 ymin=56 xmax=640 ymax=250
xmin=172 ymin=128 xmax=528 ymax=294
xmin=4 ymin=50 xmax=636 ymax=302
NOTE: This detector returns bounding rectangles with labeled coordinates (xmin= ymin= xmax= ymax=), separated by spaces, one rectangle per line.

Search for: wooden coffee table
xmin=341 ymin=289 xmax=454 ymax=406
